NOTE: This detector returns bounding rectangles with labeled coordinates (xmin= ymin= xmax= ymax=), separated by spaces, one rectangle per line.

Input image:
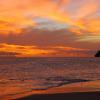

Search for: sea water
xmin=0 ymin=57 xmax=100 ymax=96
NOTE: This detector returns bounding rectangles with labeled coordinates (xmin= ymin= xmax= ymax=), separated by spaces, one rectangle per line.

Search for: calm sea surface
xmin=0 ymin=57 xmax=100 ymax=96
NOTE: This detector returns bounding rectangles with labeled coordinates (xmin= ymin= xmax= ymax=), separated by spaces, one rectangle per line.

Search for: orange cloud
xmin=0 ymin=0 xmax=99 ymax=37
xmin=0 ymin=21 xmax=22 ymax=34
xmin=86 ymin=19 xmax=100 ymax=34
xmin=74 ymin=18 xmax=100 ymax=35
xmin=52 ymin=46 xmax=86 ymax=51
xmin=48 ymin=46 xmax=91 ymax=57
xmin=72 ymin=0 xmax=100 ymax=35
xmin=0 ymin=0 xmax=81 ymax=34
xmin=74 ymin=0 xmax=99 ymax=19
xmin=0 ymin=43 xmax=90 ymax=57
xmin=0 ymin=43 xmax=55 ymax=57
xmin=0 ymin=0 xmax=70 ymax=34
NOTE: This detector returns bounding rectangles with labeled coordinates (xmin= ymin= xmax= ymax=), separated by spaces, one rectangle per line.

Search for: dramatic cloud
xmin=0 ymin=0 xmax=99 ymax=35
xmin=0 ymin=0 xmax=71 ymax=34
xmin=0 ymin=0 xmax=99 ymax=57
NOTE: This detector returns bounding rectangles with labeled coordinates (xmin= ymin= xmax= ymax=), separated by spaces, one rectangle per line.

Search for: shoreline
xmin=2 ymin=80 xmax=100 ymax=100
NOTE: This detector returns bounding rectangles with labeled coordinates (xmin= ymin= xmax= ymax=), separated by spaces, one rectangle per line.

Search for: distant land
xmin=95 ymin=51 xmax=100 ymax=57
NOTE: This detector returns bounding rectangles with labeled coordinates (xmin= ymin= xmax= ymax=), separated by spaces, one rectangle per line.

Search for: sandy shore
xmin=1 ymin=80 xmax=100 ymax=100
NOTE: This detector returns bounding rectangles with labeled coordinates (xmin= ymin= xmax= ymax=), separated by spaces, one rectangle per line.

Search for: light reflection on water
xmin=0 ymin=57 xmax=100 ymax=97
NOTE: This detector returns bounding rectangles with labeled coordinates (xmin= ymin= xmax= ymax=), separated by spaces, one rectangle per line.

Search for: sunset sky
xmin=0 ymin=0 xmax=100 ymax=57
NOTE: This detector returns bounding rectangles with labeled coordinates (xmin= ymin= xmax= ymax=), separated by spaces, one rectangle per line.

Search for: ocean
xmin=0 ymin=57 xmax=100 ymax=97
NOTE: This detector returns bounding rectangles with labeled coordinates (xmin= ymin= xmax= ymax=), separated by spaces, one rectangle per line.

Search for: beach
xmin=1 ymin=80 xmax=100 ymax=100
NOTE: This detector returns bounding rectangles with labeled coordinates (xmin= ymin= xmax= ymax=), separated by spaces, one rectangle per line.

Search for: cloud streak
xmin=0 ymin=43 xmax=55 ymax=57
xmin=0 ymin=43 xmax=92 ymax=57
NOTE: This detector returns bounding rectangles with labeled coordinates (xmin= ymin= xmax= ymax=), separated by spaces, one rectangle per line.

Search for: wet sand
xmin=0 ymin=80 xmax=100 ymax=100
xmin=4 ymin=80 xmax=99 ymax=100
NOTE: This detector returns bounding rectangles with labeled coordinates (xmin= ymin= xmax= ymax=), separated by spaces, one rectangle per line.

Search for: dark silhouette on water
xmin=95 ymin=51 xmax=100 ymax=57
